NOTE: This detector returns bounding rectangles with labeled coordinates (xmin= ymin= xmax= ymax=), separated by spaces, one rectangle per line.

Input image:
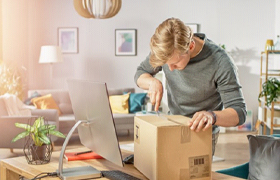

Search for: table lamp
xmin=39 ymin=46 xmax=63 ymax=87
xmin=265 ymin=39 xmax=274 ymax=52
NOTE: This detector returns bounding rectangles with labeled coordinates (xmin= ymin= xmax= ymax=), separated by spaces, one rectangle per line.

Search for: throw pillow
xmin=109 ymin=93 xmax=130 ymax=114
xmin=24 ymin=91 xmax=41 ymax=105
xmin=31 ymin=94 xmax=62 ymax=115
xmin=247 ymin=135 xmax=280 ymax=180
xmin=128 ymin=93 xmax=147 ymax=113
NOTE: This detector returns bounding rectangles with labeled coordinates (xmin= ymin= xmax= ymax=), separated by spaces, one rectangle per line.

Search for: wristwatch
xmin=207 ymin=110 xmax=217 ymax=125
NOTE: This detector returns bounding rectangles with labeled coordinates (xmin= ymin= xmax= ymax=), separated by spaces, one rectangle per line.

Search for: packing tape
xmin=181 ymin=126 xmax=191 ymax=143
xmin=160 ymin=116 xmax=191 ymax=144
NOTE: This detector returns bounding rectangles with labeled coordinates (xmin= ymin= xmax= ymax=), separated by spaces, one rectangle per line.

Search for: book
xmin=64 ymin=151 xmax=103 ymax=161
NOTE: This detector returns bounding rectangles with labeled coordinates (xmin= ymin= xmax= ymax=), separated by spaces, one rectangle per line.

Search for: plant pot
xmin=24 ymin=139 xmax=53 ymax=165
xmin=30 ymin=144 xmax=47 ymax=161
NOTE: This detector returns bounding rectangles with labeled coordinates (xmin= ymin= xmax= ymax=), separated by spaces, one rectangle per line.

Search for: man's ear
xmin=189 ymin=40 xmax=195 ymax=51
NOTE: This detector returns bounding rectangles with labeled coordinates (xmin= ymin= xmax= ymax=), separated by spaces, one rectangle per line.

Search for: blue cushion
xmin=128 ymin=93 xmax=147 ymax=113
xmin=24 ymin=91 xmax=41 ymax=105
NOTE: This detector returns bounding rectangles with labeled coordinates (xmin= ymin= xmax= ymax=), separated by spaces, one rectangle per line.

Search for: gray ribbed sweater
xmin=134 ymin=33 xmax=246 ymax=125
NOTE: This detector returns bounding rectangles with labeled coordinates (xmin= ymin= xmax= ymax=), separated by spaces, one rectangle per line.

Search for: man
xmin=134 ymin=17 xmax=246 ymax=155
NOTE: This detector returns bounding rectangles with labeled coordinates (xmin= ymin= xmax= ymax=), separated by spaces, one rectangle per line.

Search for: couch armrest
xmin=0 ymin=116 xmax=37 ymax=148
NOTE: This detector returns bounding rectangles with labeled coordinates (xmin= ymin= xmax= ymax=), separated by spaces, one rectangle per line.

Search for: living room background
xmin=1 ymin=0 xmax=280 ymax=124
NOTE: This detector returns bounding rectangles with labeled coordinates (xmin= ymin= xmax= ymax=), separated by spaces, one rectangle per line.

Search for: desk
xmin=0 ymin=147 xmax=243 ymax=180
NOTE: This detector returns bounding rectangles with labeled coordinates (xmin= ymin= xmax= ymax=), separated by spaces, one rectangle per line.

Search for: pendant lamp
xmin=73 ymin=0 xmax=122 ymax=19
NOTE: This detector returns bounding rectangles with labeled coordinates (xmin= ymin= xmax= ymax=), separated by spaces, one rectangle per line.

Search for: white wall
xmin=1 ymin=0 xmax=277 ymax=123
xmin=276 ymin=0 xmax=280 ymax=36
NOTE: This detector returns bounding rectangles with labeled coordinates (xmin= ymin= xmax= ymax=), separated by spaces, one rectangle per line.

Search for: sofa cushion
xmin=29 ymin=90 xmax=73 ymax=115
xmin=52 ymin=91 xmax=73 ymax=114
xmin=128 ymin=93 xmax=147 ymax=113
xmin=113 ymin=113 xmax=135 ymax=124
xmin=31 ymin=94 xmax=62 ymax=115
xmin=247 ymin=135 xmax=280 ymax=180
xmin=24 ymin=91 xmax=41 ymax=105
xmin=109 ymin=93 xmax=130 ymax=114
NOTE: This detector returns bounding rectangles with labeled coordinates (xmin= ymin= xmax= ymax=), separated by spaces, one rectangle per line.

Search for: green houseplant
xmin=258 ymin=77 xmax=280 ymax=106
xmin=12 ymin=117 xmax=65 ymax=164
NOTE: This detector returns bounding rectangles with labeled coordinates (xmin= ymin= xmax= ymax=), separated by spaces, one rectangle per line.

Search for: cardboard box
xmin=134 ymin=115 xmax=212 ymax=180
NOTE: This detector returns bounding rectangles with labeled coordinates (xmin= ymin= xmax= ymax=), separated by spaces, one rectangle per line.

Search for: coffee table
xmin=0 ymin=147 xmax=243 ymax=180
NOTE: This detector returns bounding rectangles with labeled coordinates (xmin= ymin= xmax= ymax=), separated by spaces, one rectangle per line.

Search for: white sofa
xmin=28 ymin=88 xmax=136 ymax=135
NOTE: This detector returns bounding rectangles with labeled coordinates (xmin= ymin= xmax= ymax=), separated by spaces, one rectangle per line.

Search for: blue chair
xmin=216 ymin=134 xmax=280 ymax=179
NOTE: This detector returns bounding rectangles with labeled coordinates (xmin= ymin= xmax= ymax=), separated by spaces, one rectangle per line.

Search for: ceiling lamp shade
xmin=39 ymin=46 xmax=63 ymax=64
xmin=73 ymin=0 xmax=122 ymax=19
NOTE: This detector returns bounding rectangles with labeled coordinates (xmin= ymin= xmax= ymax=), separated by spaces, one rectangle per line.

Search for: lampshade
xmin=73 ymin=0 xmax=122 ymax=19
xmin=39 ymin=46 xmax=63 ymax=64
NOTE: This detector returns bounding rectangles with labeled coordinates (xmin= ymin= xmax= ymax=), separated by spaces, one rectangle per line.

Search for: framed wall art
xmin=58 ymin=27 xmax=79 ymax=53
xmin=185 ymin=23 xmax=199 ymax=33
xmin=115 ymin=29 xmax=137 ymax=56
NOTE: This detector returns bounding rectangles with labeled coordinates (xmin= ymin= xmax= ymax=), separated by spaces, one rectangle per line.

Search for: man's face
xmin=166 ymin=51 xmax=191 ymax=71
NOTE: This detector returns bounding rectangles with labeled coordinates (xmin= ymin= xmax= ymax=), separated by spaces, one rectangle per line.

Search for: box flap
xmin=135 ymin=115 xmax=190 ymax=127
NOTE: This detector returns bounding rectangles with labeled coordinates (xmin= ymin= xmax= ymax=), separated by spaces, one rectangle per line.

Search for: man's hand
xmin=188 ymin=111 xmax=214 ymax=132
xmin=148 ymin=78 xmax=163 ymax=111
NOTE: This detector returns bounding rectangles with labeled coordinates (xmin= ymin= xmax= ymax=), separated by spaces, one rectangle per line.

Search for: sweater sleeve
xmin=215 ymin=53 xmax=247 ymax=126
xmin=134 ymin=54 xmax=161 ymax=85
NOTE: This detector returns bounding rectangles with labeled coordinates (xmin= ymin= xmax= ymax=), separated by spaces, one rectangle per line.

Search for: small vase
xmin=30 ymin=144 xmax=47 ymax=161
xmin=24 ymin=139 xmax=53 ymax=165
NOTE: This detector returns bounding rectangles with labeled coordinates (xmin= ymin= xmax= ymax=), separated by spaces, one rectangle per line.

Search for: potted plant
xmin=258 ymin=77 xmax=280 ymax=106
xmin=12 ymin=117 xmax=65 ymax=164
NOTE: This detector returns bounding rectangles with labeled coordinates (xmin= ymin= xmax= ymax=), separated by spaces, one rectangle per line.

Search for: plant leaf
xmin=49 ymin=130 xmax=66 ymax=138
xmin=11 ymin=131 xmax=30 ymax=142
xmin=259 ymin=77 xmax=280 ymax=106
xmin=38 ymin=124 xmax=56 ymax=132
xmin=33 ymin=117 xmax=44 ymax=129
xmin=15 ymin=123 xmax=32 ymax=131
xmin=38 ymin=134 xmax=51 ymax=145
xmin=46 ymin=124 xmax=56 ymax=131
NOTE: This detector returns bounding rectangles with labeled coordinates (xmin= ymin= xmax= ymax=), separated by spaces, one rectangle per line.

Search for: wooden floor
xmin=211 ymin=130 xmax=256 ymax=171
xmin=0 ymin=130 xmax=257 ymax=172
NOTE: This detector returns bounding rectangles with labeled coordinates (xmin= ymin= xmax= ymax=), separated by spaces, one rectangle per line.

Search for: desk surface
xmin=0 ymin=147 xmax=243 ymax=180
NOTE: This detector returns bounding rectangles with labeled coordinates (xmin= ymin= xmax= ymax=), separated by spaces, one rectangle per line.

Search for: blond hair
xmin=149 ymin=18 xmax=193 ymax=68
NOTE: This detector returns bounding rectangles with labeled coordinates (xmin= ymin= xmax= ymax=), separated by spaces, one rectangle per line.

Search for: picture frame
xmin=185 ymin=23 xmax=199 ymax=33
xmin=115 ymin=29 xmax=137 ymax=56
xmin=58 ymin=27 xmax=79 ymax=53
